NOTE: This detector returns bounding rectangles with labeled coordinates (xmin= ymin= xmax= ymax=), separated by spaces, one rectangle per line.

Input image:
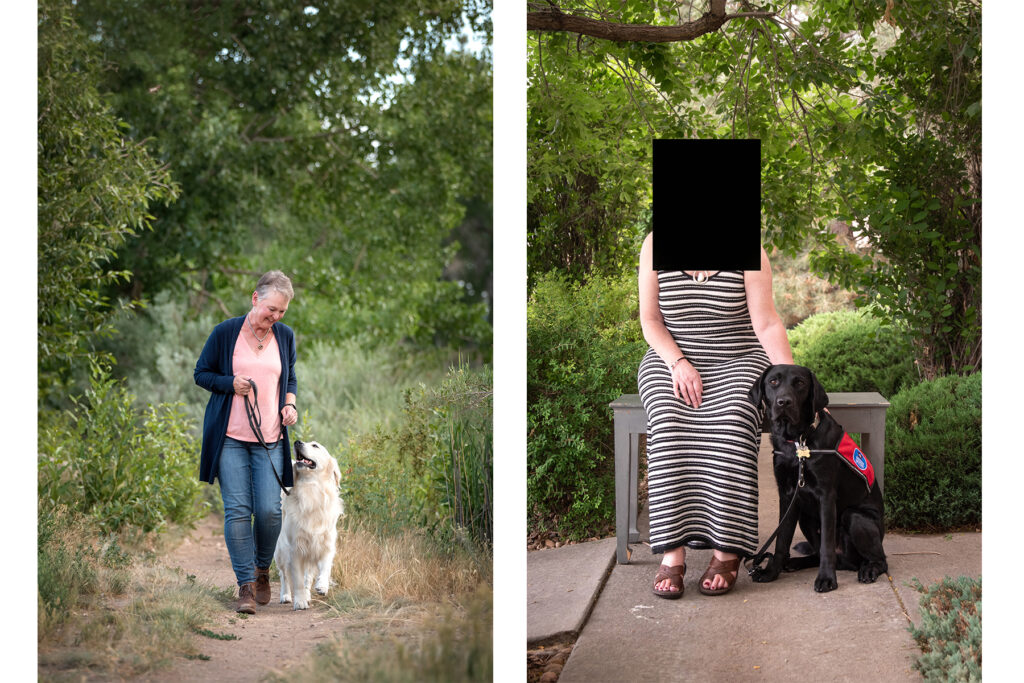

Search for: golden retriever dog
xmin=275 ymin=440 xmax=344 ymax=610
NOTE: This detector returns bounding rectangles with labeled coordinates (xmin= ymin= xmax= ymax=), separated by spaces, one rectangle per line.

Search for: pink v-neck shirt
xmin=226 ymin=327 xmax=282 ymax=442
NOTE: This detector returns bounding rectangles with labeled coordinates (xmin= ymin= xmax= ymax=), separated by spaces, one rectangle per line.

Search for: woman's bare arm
xmin=639 ymin=233 xmax=705 ymax=407
xmin=639 ymin=233 xmax=683 ymax=366
xmin=745 ymin=246 xmax=794 ymax=365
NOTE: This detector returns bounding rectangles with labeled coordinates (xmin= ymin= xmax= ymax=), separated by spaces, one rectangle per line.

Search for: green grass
xmin=38 ymin=509 xmax=232 ymax=679
xmin=267 ymin=586 xmax=492 ymax=683
xmin=292 ymin=338 xmax=453 ymax=451
xmin=191 ymin=626 xmax=240 ymax=641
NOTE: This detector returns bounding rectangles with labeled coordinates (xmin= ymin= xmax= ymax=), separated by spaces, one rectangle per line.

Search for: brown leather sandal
xmin=698 ymin=556 xmax=740 ymax=596
xmin=652 ymin=564 xmax=686 ymax=599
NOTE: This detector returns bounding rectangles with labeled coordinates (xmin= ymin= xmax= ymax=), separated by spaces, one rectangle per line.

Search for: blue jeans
xmin=218 ymin=436 xmax=285 ymax=586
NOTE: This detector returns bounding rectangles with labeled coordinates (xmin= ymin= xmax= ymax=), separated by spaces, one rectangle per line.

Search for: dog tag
xmin=796 ymin=446 xmax=811 ymax=459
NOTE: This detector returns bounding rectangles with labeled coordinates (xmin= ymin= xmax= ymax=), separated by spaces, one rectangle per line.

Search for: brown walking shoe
xmin=236 ymin=582 xmax=257 ymax=614
xmin=254 ymin=567 xmax=271 ymax=605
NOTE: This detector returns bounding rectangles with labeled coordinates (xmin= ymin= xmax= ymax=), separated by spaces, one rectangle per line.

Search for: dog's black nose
xmin=294 ymin=440 xmax=304 ymax=446
xmin=775 ymin=397 xmax=791 ymax=407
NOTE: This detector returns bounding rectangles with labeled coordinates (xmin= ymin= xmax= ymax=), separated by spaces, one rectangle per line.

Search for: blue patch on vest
xmin=836 ymin=433 xmax=874 ymax=492
xmin=852 ymin=448 xmax=867 ymax=471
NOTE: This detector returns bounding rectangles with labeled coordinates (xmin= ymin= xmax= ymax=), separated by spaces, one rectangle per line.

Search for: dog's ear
xmin=808 ymin=369 xmax=829 ymax=415
xmin=331 ymin=457 xmax=341 ymax=489
xmin=748 ymin=365 xmax=772 ymax=409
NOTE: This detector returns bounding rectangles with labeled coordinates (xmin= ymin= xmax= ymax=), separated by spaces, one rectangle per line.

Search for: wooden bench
xmin=610 ymin=392 xmax=890 ymax=564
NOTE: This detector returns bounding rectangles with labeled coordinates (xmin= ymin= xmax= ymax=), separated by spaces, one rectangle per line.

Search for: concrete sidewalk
xmin=527 ymin=435 xmax=981 ymax=682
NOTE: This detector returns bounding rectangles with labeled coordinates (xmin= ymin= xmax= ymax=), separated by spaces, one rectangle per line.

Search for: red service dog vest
xmin=836 ymin=432 xmax=874 ymax=492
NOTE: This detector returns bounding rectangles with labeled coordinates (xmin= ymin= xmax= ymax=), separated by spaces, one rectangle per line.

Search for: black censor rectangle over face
xmin=651 ymin=139 xmax=761 ymax=271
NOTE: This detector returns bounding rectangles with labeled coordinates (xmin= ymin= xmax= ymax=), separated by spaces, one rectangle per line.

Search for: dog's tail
xmin=793 ymin=541 xmax=813 ymax=556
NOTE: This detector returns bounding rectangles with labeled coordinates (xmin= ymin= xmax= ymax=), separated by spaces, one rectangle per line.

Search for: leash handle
xmin=244 ymin=379 xmax=290 ymax=496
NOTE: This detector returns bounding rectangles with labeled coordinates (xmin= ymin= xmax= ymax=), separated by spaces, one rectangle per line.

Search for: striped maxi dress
xmin=637 ymin=270 xmax=770 ymax=558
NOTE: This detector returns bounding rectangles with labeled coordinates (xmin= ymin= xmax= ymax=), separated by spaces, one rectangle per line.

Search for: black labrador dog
xmin=748 ymin=364 xmax=887 ymax=592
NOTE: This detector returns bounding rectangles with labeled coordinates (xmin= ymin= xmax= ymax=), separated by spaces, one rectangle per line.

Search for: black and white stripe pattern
xmin=638 ymin=270 xmax=770 ymax=557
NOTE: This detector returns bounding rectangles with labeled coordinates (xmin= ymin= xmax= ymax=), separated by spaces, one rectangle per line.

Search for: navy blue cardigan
xmin=194 ymin=316 xmax=297 ymax=485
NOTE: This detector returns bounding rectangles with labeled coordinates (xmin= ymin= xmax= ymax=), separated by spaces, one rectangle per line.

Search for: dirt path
xmin=135 ymin=514 xmax=345 ymax=682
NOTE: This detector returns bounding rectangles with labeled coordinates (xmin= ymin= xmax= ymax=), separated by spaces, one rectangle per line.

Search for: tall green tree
xmin=74 ymin=0 xmax=492 ymax=349
xmin=811 ymin=1 xmax=980 ymax=378
xmin=275 ymin=46 xmax=494 ymax=347
xmin=38 ymin=0 xmax=179 ymax=403
xmin=528 ymin=29 xmax=662 ymax=286
xmin=528 ymin=0 xmax=980 ymax=376
xmin=527 ymin=1 xmax=844 ymax=286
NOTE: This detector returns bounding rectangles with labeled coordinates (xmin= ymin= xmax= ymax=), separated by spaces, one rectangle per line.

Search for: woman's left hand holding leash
xmin=281 ymin=404 xmax=298 ymax=427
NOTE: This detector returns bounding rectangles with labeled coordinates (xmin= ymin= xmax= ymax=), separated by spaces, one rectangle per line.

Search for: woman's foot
xmin=653 ymin=547 xmax=687 ymax=597
xmin=699 ymin=551 xmax=740 ymax=595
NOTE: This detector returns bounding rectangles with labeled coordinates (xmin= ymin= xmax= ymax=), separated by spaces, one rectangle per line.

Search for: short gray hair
xmin=255 ymin=270 xmax=294 ymax=301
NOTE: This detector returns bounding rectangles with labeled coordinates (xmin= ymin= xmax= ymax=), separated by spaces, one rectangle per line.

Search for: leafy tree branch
xmin=527 ymin=1 xmax=775 ymax=43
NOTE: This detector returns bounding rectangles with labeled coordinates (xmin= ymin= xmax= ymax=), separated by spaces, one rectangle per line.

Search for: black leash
xmin=745 ymin=456 xmax=806 ymax=575
xmin=745 ymin=440 xmax=845 ymax=575
xmin=244 ymin=378 xmax=290 ymax=496
xmin=747 ymin=408 xmax=845 ymax=573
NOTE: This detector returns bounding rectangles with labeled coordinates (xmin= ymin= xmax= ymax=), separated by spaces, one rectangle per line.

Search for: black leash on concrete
xmin=244 ymin=378 xmax=290 ymax=496
xmin=745 ymin=456 xmax=805 ymax=575
xmin=745 ymin=441 xmax=848 ymax=575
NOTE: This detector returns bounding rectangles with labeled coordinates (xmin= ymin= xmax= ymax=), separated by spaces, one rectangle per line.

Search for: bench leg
xmin=615 ymin=416 xmax=631 ymax=563
xmin=860 ymin=414 xmax=886 ymax=494
xmin=629 ymin=431 xmax=640 ymax=544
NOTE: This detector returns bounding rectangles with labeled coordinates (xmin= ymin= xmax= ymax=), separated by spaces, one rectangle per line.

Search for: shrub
xmin=38 ymin=366 xmax=208 ymax=534
xmin=527 ymin=271 xmax=648 ymax=540
xmin=411 ymin=364 xmax=493 ymax=549
xmin=296 ymin=339 xmax=451 ymax=451
xmin=100 ymin=290 xmax=222 ymax=432
xmin=909 ymin=576 xmax=981 ymax=681
xmin=334 ymin=363 xmax=493 ymax=551
xmin=789 ymin=309 xmax=918 ymax=398
xmin=336 ymin=425 xmax=422 ymax=537
xmin=883 ymin=373 xmax=981 ymax=530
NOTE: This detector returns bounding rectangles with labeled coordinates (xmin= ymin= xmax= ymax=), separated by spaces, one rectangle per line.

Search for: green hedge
xmin=527 ymin=272 xmax=647 ymax=539
xmin=790 ymin=310 xmax=918 ymax=397
xmin=883 ymin=373 xmax=981 ymax=530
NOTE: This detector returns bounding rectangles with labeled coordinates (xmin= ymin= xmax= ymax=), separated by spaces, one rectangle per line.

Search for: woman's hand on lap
xmin=671 ymin=360 xmax=703 ymax=408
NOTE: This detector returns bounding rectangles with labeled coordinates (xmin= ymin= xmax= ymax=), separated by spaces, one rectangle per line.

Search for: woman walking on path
xmin=637 ymin=234 xmax=793 ymax=598
xmin=194 ymin=270 xmax=299 ymax=613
